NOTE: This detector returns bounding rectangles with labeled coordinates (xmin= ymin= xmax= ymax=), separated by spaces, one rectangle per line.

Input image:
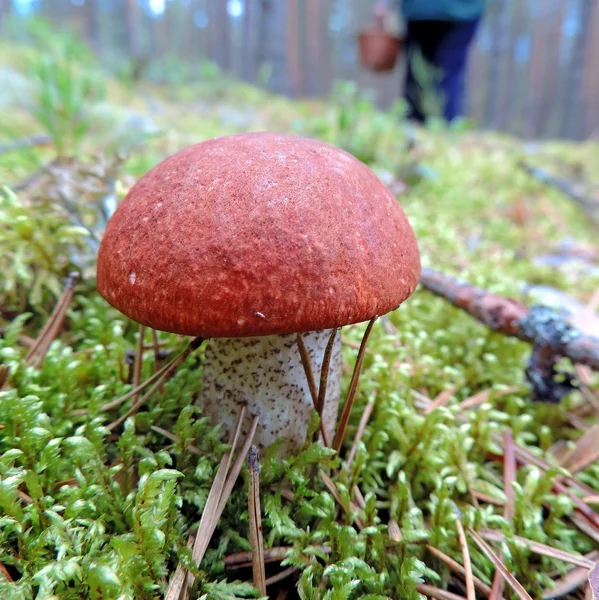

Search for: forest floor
xmin=1 ymin=25 xmax=599 ymax=600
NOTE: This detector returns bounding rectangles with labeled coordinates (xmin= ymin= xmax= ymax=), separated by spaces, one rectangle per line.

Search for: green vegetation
xmin=1 ymin=24 xmax=598 ymax=600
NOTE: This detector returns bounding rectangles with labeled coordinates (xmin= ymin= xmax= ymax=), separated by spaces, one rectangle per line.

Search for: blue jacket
xmin=401 ymin=0 xmax=486 ymax=21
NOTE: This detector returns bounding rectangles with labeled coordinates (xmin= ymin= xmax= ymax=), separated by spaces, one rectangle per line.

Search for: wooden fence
xmin=2 ymin=0 xmax=598 ymax=140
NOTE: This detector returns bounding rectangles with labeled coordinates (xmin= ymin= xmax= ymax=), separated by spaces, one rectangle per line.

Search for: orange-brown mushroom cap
xmin=97 ymin=132 xmax=421 ymax=337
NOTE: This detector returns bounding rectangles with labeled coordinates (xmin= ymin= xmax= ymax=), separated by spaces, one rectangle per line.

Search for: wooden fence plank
xmin=10 ymin=0 xmax=599 ymax=140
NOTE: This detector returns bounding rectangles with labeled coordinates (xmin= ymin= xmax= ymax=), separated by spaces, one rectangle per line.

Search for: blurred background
xmin=1 ymin=0 xmax=597 ymax=141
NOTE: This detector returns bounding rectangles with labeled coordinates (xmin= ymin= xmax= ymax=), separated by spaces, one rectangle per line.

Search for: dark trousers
xmin=403 ymin=18 xmax=480 ymax=123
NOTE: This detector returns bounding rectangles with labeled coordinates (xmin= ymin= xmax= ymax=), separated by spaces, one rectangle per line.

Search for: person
xmin=381 ymin=0 xmax=486 ymax=123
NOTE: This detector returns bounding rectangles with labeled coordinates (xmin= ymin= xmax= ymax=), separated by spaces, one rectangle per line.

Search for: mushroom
xmin=96 ymin=132 xmax=420 ymax=457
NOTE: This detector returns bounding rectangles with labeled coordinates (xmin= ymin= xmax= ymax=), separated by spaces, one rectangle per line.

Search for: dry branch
xmin=420 ymin=268 xmax=599 ymax=402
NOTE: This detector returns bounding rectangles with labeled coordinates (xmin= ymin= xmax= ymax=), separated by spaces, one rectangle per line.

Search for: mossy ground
xmin=0 ymin=25 xmax=598 ymax=600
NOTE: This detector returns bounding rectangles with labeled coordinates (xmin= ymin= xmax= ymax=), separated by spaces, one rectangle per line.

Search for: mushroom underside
xmin=201 ymin=329 xmax=342 ymax=457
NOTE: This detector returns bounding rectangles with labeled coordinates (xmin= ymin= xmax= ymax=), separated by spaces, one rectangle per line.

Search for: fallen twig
xmin=265 ymin=566 xmax=298 ymax=587
xmin=420 ymin=268 xmax=599 ymax=402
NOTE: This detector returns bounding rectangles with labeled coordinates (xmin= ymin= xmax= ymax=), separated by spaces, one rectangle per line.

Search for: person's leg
xmin=432 ymin=19 xmax=480 ymax=121
xmin=403 ymin=21 xmax=443 ymax=123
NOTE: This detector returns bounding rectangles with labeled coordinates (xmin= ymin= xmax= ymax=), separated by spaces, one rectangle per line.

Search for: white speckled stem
xmin=201 ymin=330 xmax=342 ymax=457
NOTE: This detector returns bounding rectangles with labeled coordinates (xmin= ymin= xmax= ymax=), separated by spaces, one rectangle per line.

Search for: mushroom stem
xmin=201 ymin=329 xmax=342 ymax=457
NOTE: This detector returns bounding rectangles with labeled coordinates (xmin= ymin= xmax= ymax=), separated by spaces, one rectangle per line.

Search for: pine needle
xmin=312 ymin=328 xmax=338 ymax=444
xmin=296 ymin=333 xmax=329 ymax=445
xmin=542 ymin=551 xmax=599 ymax=599
xmin=74 ymin=337 xmax=204 ymax=416
xmin=332 ymin=317 xmax=376 ymax=452
xmin=165 ymin=408 xmax=258 ymax=600
xmin=416 ymin=583 xmax=467 ymax=600
xmin=424 ymin=386 xmax=457 ymax=414
xmin=320 ymin=470 xmax=364 ymax=530
xmin=150 ymin=426 xmax=205 ymax=456
xmin=479 ymin=530 xmax=596 ymax=569
xmin=164 ymin=535 xmax=195 ymax=600
xmin=0 ymin=365 xmax=9 ymax=389
xmin=426 ymin=545 xmax=494 ymax=597
xmin=23 ymin=271 xmax=79 ymax=370
xmin=559 ymin=424 xmax=599 ymax=474
xmin=265 ymin=566 xmax=298 ymax=587
xmin=132 ymin=325 xmax=145 ymax=403
xmin=455 ymin=520 xmax=475 ymax=600
xmin=106 ymin=338 xmax=205 ymax=431
xmin=248 ymin=446 xmax=266 ymax=596
xmin=589 ymin=563 xmax=599 ymax=600
xmin=468 ymin=527 xmax=533 ymax=600
xmin=346 ymin=392 xmax=375 ymax=469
